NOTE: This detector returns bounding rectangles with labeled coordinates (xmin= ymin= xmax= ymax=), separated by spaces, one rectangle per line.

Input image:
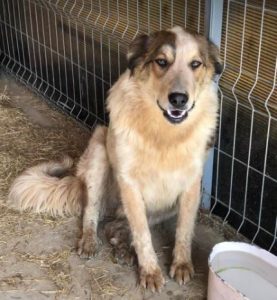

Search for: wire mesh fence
xmin=0 ymin=0 xmax=205 ymax=127
xmin=0 ymin=0 xmax=276 ymax=254
xmin=211 ymin=0 xmax=277 ymax=254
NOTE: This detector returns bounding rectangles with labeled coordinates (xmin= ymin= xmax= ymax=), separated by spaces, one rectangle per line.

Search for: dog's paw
xmin=169 ymin=261 xmax=194 ymax=285
xmin=113 ymin=245 xmax=136 ymax=266
xmin=109 ymin=237 xmax=136 ymax=266
xmin=77 ymin=230 xmax=100 ymax=259
xmin=139 ymin=265 xmax=165 ymax=292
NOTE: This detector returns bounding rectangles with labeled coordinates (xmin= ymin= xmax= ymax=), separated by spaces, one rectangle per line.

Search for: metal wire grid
xmin=0 ymin=0 xmax=276 ymax=254
xmin=210 ymin=0 xmax=277 ymax=254
xmin=0 ymin=0 xmax=205 ymax=128
xmin=0 ymin=0 xmax=119 ymax=127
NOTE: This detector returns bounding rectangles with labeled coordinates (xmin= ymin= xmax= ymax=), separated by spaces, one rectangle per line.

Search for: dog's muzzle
xmin=157 ymin=100 xmax=195 ymax=124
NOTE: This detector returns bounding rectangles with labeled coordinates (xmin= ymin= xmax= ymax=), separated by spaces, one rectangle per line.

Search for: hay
xmin=0 ymin=77 xmax=90 ymax=200
xmin=19 ymin=251 xmax=72 ymax=290
xmin=198 ymin=210 xmax=249 ymax=243
xmin=0 ymin=75 xmax=130 ymax=299
xmin=0 ymin=75 xmax=91 ymax=297
xmin=89 ymin=266 xmax=128 ymax=299
xmin=0 ymin=205 xmax=74 ymax=295
xmin=0 ymin=204 xmax=70 ymax=244
xmin=0 ymin=85 xmax=11 ymax=105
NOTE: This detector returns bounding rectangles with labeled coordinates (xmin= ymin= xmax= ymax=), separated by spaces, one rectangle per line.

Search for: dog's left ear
xmin=208 ymin=40 xmax=223 ymax=75
xmin=195 ymin=35 xmax=223 ymax=75
xmin=127 ymin=34 xmax=149 ymax=74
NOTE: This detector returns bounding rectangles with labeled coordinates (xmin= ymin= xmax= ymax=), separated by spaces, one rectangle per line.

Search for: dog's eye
xmin=155 ymin=58 xmax=168 ymax=68
xmin=191 ymin=60 xmax=202 ymax=70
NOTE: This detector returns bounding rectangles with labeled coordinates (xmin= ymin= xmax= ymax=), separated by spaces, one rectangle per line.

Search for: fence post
xmin=202 ymin=0 xmax=224 ymax=209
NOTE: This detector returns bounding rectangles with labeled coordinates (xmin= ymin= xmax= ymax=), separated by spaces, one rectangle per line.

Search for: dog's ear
xmin=127 ymin=34 xmax=149 ymax=74
xmin=196 ymin=34 xmax=223 ymax=75
xmin=208 ymin=40 xmax=223 ymax=75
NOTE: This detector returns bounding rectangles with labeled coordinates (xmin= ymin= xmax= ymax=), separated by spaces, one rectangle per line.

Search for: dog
xmin=8 ymin=26 xmax=222 ymax=292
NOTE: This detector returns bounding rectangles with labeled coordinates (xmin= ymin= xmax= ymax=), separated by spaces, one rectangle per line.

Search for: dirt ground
xmin=0 ymin=73 xmax=241 ymax=300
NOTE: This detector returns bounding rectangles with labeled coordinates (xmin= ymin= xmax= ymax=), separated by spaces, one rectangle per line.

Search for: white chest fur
xmin=114 ymin=132 xmax=205 ymax=213
xmin=139 ymin=168 xmax=187 ymax=212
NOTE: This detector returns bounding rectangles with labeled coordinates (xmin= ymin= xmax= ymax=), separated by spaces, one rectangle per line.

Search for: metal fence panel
xmin=0 ymin=0 xmax=276 ymax=254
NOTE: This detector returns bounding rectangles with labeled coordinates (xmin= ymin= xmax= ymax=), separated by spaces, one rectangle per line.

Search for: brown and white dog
xmin=8 ymin=26 xmax=222 ymax=292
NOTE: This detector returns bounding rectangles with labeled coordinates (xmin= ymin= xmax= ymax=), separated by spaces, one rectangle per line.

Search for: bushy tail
xmin=8 ymin=156 xmax=84 ymax=216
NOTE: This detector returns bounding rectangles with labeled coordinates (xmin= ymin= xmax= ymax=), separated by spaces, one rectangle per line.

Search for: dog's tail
xmin=8 ymin=156 xmax=84 ymax=216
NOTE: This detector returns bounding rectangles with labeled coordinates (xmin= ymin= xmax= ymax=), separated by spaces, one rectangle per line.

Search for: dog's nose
xmin=168 ymin=92 xmax=189 ymax=109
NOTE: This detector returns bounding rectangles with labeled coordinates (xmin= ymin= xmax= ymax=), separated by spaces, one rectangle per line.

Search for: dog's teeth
xmin=167 ymin=110 xmax=186 ymax=118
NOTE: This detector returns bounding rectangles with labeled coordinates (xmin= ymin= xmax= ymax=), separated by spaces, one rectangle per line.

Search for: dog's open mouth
xmin=157 ymin=101 xmax=195 ymax=124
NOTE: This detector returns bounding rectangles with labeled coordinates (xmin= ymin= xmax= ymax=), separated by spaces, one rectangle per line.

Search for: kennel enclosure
xmin=0 ymin=0 xmax=276 ymax=255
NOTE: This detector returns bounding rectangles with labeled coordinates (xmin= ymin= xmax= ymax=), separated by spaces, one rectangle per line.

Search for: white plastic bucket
xmin=207 ymin=242 xmax=277 ymax=300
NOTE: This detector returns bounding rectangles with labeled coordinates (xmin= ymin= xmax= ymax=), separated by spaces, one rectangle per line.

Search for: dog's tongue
xmin=171 ymin=110 xmax=182 ymax=117
xmin=167 ymin=109 xmax=187 ymax=120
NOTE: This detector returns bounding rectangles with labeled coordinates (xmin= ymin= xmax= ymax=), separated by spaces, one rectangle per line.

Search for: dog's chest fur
xmin=137 ymin=164 xmax=192 ymax=212
xmin=109 ymin=128 xmax=206 ymax=213
xmin=136 ymin=142 xmax=204 ymax=212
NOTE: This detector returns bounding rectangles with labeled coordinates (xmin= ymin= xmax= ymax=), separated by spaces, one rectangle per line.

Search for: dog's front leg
xmin=170 ymin=177 xmax=201 ymax=285
xmin=77 ymin=126 xmax=109 ymax=258
xmin=118 ymin=178 xmax=165 ymax=292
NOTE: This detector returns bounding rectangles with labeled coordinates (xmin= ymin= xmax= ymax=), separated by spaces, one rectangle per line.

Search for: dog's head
xmin=127 ymin=26 xmax=222 ymax=124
